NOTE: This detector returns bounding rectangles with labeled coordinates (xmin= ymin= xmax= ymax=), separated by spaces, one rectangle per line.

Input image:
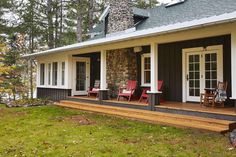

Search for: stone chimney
xmin=107 ymin=0 xmax=134 ymax=34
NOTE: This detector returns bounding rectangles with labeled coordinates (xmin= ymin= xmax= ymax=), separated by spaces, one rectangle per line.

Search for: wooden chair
xmin=87 ymin=80 xmax=100 ymax=97
xmin=200 ymin=81 xmax=228 ymax=107
xmin=139 ymin=80 xmax=164 ymax=103
xmin=117 ymin=80 xmax=137 ymax=101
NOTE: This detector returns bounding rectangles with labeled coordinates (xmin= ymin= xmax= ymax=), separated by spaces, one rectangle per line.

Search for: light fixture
xmin=133 ymin=46 xmax=142 ymax=53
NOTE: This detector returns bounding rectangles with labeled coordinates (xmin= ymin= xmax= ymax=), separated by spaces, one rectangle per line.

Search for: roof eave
xmin=23 ymin=11 xmax=236 ymax=58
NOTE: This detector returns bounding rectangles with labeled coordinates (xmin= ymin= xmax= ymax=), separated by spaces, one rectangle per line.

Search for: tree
xmin=0 ymin=34 xmax=27 ymax=100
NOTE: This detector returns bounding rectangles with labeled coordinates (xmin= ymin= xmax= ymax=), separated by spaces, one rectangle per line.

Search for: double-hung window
xmin=40 ymin=63 xmax=45 ymax=85
xmin=141 ymin=54 xmax=151 ymax=86
xmin=48 ymin=63 xmax=51 ymax=85
xmin=52 ymin=62 xmax=58 ymax=86
xmin=61 ymin=62 xmax=65 ymax=86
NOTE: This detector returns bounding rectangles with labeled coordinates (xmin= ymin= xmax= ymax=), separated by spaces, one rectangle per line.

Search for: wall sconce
xmin=133 ymin=46 xmax=142 ymax=53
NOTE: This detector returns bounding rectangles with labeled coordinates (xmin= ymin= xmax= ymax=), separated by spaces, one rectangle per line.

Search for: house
xmin=24 ymin=0 xmax=236 ymax=114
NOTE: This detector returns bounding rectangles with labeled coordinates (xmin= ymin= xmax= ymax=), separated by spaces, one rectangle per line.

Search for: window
xmin=48 ymin=63 xmax=51 ymax=85
xmin=61 ymin=62 xmax=65 ymax=86
xmin=141 ymin=54 xmax=151 ymax=86
xmin=40 ymin=63 xmax=45 ymax=85
xmin=52 ymin=62 xmax=58 ymax=86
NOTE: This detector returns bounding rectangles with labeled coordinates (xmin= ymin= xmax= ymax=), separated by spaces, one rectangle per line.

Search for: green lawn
xmin=0 ymin=104 xmax=235 ymax=157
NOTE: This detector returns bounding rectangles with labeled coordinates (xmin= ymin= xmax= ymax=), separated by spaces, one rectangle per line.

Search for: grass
xmin=0 ymin=104 xmax=235 ymax=157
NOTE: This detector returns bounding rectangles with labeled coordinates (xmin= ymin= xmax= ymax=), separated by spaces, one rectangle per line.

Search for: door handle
xmin=186 ymin=74 xmax=189 ymax=81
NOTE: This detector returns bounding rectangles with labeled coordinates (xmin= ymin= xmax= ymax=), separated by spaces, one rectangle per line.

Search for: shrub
xmin=6 ymin=98 xmax=51 ymax=108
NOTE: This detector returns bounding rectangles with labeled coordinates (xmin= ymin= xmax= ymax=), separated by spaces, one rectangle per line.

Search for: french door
xmin=185 ymin=46 xmax=223 ymax=102
xmin=73 ymin=58 xmax=90 ymax=95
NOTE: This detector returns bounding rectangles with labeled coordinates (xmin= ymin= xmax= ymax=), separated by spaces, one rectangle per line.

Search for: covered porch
xmin=36 ymin=22 xmax=236 ymax=114
xmin=69 ymin=34 xmax=235 ymax=111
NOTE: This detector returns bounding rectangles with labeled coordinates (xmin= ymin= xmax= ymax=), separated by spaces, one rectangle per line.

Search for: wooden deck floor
xmin=158 ymin=102 xmax=236 ymax=116
xmin=70 ymin=96 xmax=235 ymax=116
xmin=58 ymin=100 xmax=236 ymax=133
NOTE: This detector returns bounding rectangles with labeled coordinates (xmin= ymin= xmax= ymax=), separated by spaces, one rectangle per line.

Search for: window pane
xmin=40 ymin=64 xmax=45 ymax=85
xmin=205 ymin=63 xmax=210 ymax=70
xmin=189 ymin=88 xmax=194 ymax=96
xmin=195 ymin=89 xmax=200 ymax=96
xmin=144 ymin=57 xmax=150 ymax=70
xmin=62 ymin=62 xmax=65 ymax=86
xmin=211 ymin=53 xmax=217 ymax=61
xmin=212 ymin=62 xmax=217 ymax=70
xmin=189 ymin=64 xmax=194 ymax=71
xmin=144 ymin=71 xmax=150 ymax=84
xmin=205 ymin=54 xmax=210 ymax=62
xmin=52 ymin=62 xmax=58 ymax=86
xmin=195 ymin=55 xmax=199 ymax=62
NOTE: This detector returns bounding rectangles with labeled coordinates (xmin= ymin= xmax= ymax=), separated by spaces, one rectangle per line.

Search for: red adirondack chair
xmin=117 ymin=80 xmax=137 ymax=101
xmin=87 ymin=80 xmax=100 ymax=97
xmin=139 ymin=80 xmax=164 ymax=103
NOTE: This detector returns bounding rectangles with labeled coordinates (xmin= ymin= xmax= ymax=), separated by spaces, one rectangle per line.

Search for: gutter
xmin=23 ymin=11 xmax=236 ymax=58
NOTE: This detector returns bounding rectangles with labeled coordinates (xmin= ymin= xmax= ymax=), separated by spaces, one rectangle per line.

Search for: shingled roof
xmin=90 ymin=0 xmax=236 ymax=38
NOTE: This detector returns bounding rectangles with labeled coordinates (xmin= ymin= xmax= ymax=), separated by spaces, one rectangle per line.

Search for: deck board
xmin=69 ymin=96 xmax=235 ymax=116
xmin=58 ymin=100 xmax=236 ymax=133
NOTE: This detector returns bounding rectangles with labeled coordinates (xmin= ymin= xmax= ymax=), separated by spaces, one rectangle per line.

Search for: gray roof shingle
xmin=89 ymin=0 xmax=236 ymax=39
xmin=137 ymin=0 xmax=236 ymax=30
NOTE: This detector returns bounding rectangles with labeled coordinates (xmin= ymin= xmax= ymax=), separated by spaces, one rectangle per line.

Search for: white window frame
xmin=37 ymin=58 xmax=67 ymax=89
xmin=52 ymin=62 xmax=58 ymax=86
xmin=40 ymin=63 xmax=45 ymax=85
xmin=48 ymin=63 xmax=52 ymax=86
xmin=141 ymin=53 xmax=151 ymax=87
xmin=61 ymin=62 xmax=65 ymax=86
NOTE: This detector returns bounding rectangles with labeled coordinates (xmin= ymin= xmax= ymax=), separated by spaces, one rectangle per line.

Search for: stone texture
xmin=107 ymin=0 xmax=134 ymax=34
xmin=106 ymin=48 xmax=137 ymax=97
xmin=106 ymin=0 xmax=136 ymax=98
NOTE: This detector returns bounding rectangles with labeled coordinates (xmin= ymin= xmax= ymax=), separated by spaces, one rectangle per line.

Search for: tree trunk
xmin=30 ymin=0 xmax=34 ymax=99
xmin=88 ymin=0 xmax=94 ymax=30
xmin=47 ymin=0 xmax=54 ymax=48
xmin=76 ymin=0 xmax=83 ymax=43
xmin=55 ymin=1 xmax=59 ymax=47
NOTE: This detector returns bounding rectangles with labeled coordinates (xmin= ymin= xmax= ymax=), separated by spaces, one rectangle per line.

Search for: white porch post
xmin=99 ymin=50 xmax=109 ymax=100
xmin=231 ymin=29 xmax=236 ymax=109
xmin=148 ymin=42 xmax=161 ymax=110
xmin=150 ymin=42 xmax=158 ymax=93
xmin=100 ymin=50 xmax=107 ymax=90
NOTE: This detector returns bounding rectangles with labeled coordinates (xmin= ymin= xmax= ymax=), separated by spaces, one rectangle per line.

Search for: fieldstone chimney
xmin=107 ymin=0 xmax=134 ymax=34
xmin=106 ymin=0 xmax=137 ymax=98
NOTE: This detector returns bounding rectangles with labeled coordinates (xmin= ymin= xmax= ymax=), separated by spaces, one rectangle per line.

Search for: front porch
xmin=68 ymin=34 xmax=234 ymax=110
xmin=58 ymin=96 xmax=236 ymax=133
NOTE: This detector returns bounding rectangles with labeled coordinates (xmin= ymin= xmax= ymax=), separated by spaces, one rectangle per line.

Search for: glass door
xmin=185 ymin=46 xmax=223 ymax=102
xmin=73 ymin=58 xmax=90 ymax=95
xmin=187 ymin=53 xmax=201 ymax=101
xmin=76 ymin=61 xmax=86 ymax=91
xmin=204 ymin=52 xmax=218 ymax=90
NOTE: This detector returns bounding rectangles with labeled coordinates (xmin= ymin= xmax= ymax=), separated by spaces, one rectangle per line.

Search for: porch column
xmin=148 ymin=42 xmax=161 ymax=111
xmin=99 ymin=50 xmax=109 ymax=101
xmin=231 ymin=29 xmax=236 ymax=110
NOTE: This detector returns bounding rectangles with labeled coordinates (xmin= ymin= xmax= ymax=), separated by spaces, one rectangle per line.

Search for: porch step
xmin=57 ymin=100 xmax=236 ymax=133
